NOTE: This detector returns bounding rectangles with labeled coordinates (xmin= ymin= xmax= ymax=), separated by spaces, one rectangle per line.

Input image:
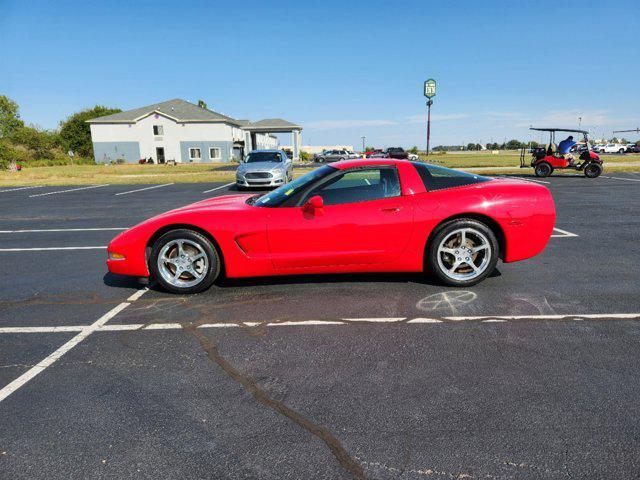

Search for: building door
xmin=156 ymin=147 xmax=165 ymax=163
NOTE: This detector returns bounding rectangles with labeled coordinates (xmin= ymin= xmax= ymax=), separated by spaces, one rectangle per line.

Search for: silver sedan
xmin=236 ymin=150 xmax=293 ymax=189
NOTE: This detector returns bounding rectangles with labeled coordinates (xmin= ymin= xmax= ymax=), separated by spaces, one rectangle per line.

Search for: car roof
xmin=331 ymin=158 xmax=406 ymax=170
xmin=249 ymin=149 xmax=283 ymax=153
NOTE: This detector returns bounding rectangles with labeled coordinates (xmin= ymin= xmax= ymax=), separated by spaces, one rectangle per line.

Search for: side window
xmin=304 ymin=167 xmax=401 ymax=206
xmin=153 ymin=125 xmax=163 ymax=136
xmin=412 ymin=162 xmax=490 ymax=191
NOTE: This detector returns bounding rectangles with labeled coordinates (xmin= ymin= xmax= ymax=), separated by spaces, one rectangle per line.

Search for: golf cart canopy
xmin=530 ymin=127 xmax=589 ymax=134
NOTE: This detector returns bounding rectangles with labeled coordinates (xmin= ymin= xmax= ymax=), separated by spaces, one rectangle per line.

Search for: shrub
xmin=0 ymin=140 xmax=18 ymax=170
xmin=299 ymin=151 xmax=310 ymax=162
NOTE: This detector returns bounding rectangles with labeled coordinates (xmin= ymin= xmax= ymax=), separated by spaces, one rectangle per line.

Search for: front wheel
xmin=584 ymin=162 xmax=603 ymax=178
xmin=150 ymin=229 xmax=220 ymax=294
xmin=619 ymin=149 xmax=625 ymax=154
xmin=427 ymin=219 xmax=499 ymax=287
xmin=535 ymin=162 xmax=553 ymax=177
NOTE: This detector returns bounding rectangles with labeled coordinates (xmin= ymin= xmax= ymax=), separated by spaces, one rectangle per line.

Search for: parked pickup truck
xmin=385 ymin=147 xmax=409 ymax=159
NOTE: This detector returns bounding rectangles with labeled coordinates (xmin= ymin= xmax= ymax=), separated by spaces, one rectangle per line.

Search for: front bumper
xmin=236 ymin=173 xmax=286 ymax=188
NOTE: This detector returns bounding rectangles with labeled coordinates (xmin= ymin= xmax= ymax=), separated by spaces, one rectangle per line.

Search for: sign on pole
xmin=424 ymin=79 xmax=436 ymax=99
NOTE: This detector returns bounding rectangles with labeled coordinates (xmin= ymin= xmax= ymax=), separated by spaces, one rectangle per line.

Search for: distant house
xmin=86 ymin=99 xmax=302 ymax=163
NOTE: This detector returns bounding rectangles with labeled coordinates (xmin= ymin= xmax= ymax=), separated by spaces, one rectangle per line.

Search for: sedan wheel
xmin=428 ymin=219 xmax=499 ymax=286
xmin=150 ymin=229 xmax=220 ymax=294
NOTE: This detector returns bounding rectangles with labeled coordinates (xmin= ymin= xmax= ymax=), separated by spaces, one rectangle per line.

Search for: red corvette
xmin=107 ymin=160 xmax=555 ymax=293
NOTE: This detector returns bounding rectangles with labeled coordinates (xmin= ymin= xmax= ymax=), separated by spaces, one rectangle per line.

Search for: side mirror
xmin=305 ymin=195 xmax=324 ymax=211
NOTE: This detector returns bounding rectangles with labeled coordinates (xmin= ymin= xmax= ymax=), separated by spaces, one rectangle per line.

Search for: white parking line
xmin=0 ymin=246 xmax=107 ymax=252
xmin=0 ymin=227 xmax=126 ymax=234
xmin=0 ymin=186 xmax=44 ymax=193
xmin=551 ymin=227 xmax=578 ymax=238
xmin=203 ymin=182 xmax=234 ymax=194
xmin=2 ymin=312 xmax=640 ymax=336
xmin=0 ymin=288 xmax=148 ymax=403
xmin=115 ymin=183 xmax=174 ymax=196
xmin=606 ymin=176 xmax=640 ymax=182
xmin=29 ymin=185 xmax=109 ymax=198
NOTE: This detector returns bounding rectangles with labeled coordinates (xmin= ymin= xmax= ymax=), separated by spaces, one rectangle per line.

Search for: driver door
xmin=266 ymin=166 xmax=413 ymax=270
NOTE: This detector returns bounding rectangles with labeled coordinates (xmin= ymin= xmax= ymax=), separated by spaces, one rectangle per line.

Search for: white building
xmin=87 ymin=99 xmax=302 ymax=163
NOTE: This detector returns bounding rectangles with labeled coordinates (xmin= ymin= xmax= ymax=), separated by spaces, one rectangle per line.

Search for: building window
xmin=189 ymin=148 xmax=201 ymax=160
xmin=209 ymin=147 xmax=221 ymax=160
xmin=153 ymin=125 xmax=164 ymax=135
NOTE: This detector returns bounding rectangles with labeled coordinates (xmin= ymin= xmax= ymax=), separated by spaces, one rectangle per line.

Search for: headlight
xmin=108 ymin=252 xmax=126 ymax=260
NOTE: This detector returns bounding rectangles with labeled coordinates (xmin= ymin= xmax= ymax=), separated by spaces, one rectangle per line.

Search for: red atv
xmin=521 ymin=127 xmax=603 ymax=178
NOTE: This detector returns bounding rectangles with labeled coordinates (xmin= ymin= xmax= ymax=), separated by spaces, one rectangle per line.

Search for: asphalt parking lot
xmin=1 ymin=172 xmax=640 ymax=479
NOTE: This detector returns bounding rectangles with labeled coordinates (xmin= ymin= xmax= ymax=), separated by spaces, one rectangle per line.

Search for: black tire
xmin=317 ymin=157 xmax=325 ymax=163
xmin=535 ymin=162 xmax=553 ymax=177
xmin=427 ymin=219 xmax=499 ymax=287
xmin=236 ymin=184 xmax=246 ymax=191
xmin=149 ymin=229 xmax=220 ymax=294
xmin=338 ymin=157 xmax=345 ymax=162
xmin=584 ymin=162 xmax=603 ymax=178
xmin=619 ymin=149 xmax=625 ymax=154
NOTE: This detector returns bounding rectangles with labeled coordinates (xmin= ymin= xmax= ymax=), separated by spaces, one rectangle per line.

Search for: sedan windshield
xmin=254 ymin=165 xmax=335 ymax=207
xmin=245 ymin=152 xmax=282 ymax=163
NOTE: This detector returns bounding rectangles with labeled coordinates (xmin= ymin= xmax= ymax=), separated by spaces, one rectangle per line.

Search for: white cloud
xmin=405 ymin=113 xmax=470 ymax=123
xmin=480 ymin=109 xmax=632 ymax=129
xmin=305 ymin=119 xmax=398 ymax=130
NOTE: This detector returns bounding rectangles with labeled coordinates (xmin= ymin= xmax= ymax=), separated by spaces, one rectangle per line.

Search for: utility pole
xmin=361 ymin=136 xmax=366 ymax=153
xmin=423 ymin=79 xmax=436 ymax=156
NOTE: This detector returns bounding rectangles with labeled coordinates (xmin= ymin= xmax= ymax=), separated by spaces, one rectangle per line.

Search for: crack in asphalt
xmin=181 ymin=322 xmax=367 ymax=480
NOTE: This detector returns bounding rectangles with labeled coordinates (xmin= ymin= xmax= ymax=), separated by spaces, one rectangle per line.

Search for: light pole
xmin=578 ymin=117 xmax=582 ymax=129
xmin=361 ymin=136 xmax=366 ymax=154
xmin=423 ymin=79 xmax=436 ymax=156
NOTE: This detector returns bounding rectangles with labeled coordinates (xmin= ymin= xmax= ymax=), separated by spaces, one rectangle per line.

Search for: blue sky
xmin=1 ymin=0 xmax=638 ymax=148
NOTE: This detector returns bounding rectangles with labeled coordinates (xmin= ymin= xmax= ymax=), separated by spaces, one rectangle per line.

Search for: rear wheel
xmin=427 ymin=219 xmax=499 ymax=287
xmin=584 ymin=162 xmax=603 ymax=178
xmin=535 ymin=162 xmax=553 ymax=177
xmin=619 ymin=148 xmax=625 ymax=154
xmin=150 ymin=229 xmax=220 ymax=294
xmin=317 ymin=157 xmax=325 ymax=163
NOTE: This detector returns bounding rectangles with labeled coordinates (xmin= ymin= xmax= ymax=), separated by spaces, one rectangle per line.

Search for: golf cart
xmin=520 ymin=127 xmax=603 ymax=178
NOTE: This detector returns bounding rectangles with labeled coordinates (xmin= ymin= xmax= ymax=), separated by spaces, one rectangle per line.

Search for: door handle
xmin=381 ymin=206 xmax=402 ymax=213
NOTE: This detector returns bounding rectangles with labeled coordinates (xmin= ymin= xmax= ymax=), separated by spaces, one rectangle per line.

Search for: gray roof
xmin=242 ymin=118 xmax=302 ymax=132
xmin=86 ymin=99 xmax=242 ymax=126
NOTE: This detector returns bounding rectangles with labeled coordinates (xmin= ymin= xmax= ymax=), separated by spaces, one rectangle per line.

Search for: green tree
xmin=197 ymin=99 xmax=207 ymax=109
xmin=0 ymin=139 xmax=19 ymax=169
xmin=59 ymin=105 xmax=121 ymax=158
xmin=10 ymin=125 xmax=59 ymax=159
xmin=0 ymin=95 xmax=24 ymax=138
xmin=505 ymin=139 xmax=524 ymax=150
xmin=408 ymin=146 xmax=419 ymax=154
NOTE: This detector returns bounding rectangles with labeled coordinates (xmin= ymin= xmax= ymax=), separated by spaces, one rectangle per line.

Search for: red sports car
xmin=107 ymin=160 xmax=555 ymax=294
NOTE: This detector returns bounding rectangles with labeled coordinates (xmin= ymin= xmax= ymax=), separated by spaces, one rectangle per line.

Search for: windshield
xmin=254 ymin=165 xmax=335 ymax=207
xmin=245 ymin=152 xmax=282 ymax=163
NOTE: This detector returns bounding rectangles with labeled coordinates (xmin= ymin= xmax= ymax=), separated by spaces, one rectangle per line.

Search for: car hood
xmin=238 ymin=161 xmax=283 ymax=172
xmin=169 ymin=194 xmax=255 ymax=213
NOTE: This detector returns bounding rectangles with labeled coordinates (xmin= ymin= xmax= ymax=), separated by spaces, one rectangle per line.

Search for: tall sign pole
xmin=423 ymin=79 xmax=436 ymax=156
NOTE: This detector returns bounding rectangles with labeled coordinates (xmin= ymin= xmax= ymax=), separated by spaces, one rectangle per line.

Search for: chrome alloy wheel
xmin=436 ymin=228 xmax=491 ymax=282
xmin=157 ymin=239 xmax=209 ymax=288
